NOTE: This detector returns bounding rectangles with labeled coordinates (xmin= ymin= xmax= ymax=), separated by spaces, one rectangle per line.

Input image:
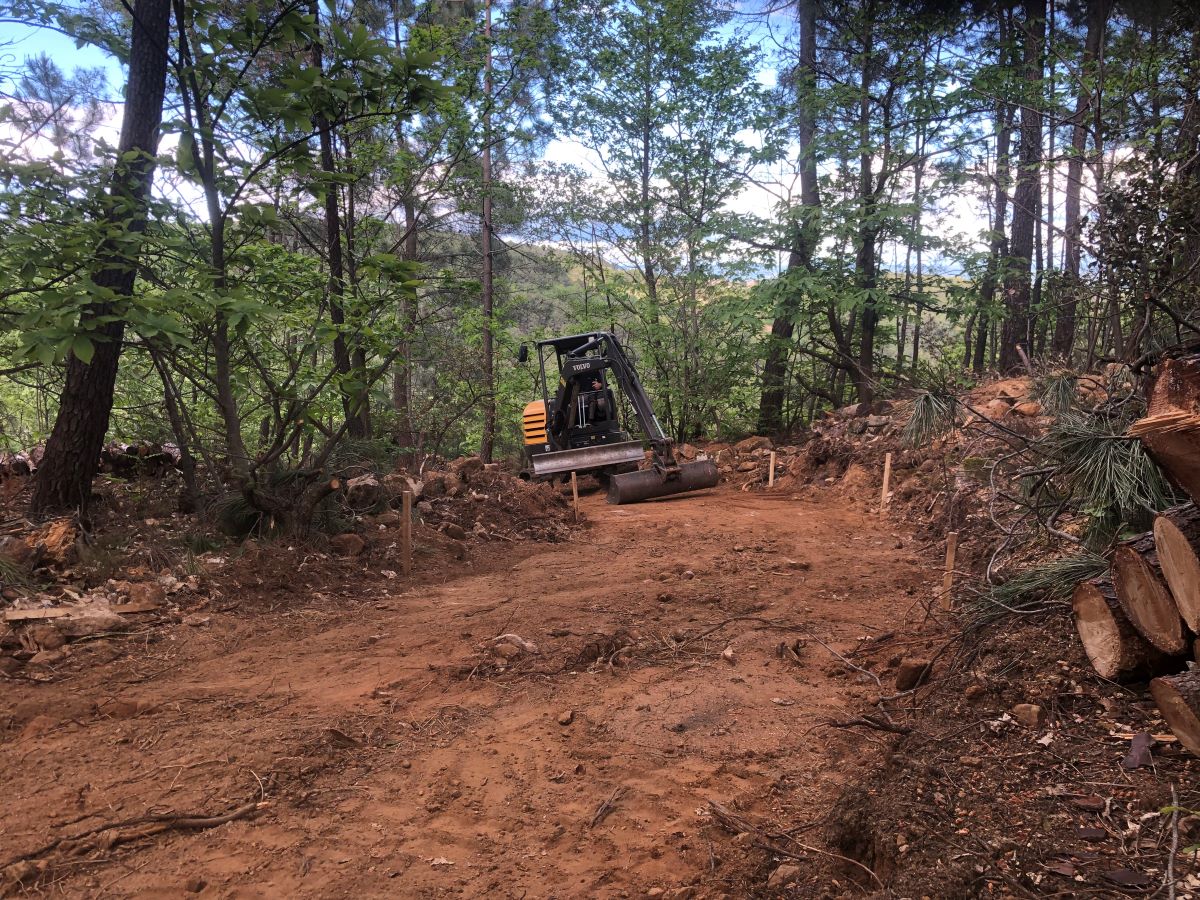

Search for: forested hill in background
xmin=0 ymin=0 xmax=1198 ymax=523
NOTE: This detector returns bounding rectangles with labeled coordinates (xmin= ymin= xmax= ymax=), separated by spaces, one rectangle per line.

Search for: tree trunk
xmin=999 ymin=0 xmax=1044 ymax=372
xmin=852 ymin=4 xmax=878 ymax=405
xmin=312 ymin=2 xmax=365 ymax=439
xmin=479 ymin=0 xmax=496 ymax=463
xmin=1110 ymin=532 xmax=1188 ymax=656
xmin=1052 ymin=0 xmax=1109 ymax=358
xmin=975 ymin=13 xmax=1014 ymax=376
xmin=29 ymin=0 xmax=171 ymax=516
xmin=1072 ymin=577 xmax=1167 ymax=681
xmin=757 ymin=0 xmax=820 ymax=435
xmin=1150 ymin=669 xmax=1200 ymax=757
xmin=1153 ymin=504 xmax=1200 ymax=634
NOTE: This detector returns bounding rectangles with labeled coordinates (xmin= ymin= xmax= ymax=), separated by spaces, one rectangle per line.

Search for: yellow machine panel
xmin=523 ymin=400 xmax=548 ymax=446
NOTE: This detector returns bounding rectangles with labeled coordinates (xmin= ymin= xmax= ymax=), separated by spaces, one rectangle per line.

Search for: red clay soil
xmin=0 ymin=485 xmax=931 ymax=898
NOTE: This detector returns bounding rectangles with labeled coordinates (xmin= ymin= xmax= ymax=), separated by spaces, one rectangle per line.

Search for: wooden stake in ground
xmin=768 ymin=451 xmax=776 ymax=488
xmin=401 ymin=490 xmax=413 ymax=576
xmin=880 ymin=451 xmax=893 ymax=515
xmin=571 ymin=471 xmax=579 ymax=522
xmin=1151 ymin=670 xmax=1200 ymax=757
xmin=1072 ymin=577 xmax=1165 ymax=681
xmin=1153 ymin=504 xmax=1200 ymax=633
xmin=940 ymin=531 xmax=957 ymax=608
xmin=1111 ymin=532 xmax=1187 ymax=655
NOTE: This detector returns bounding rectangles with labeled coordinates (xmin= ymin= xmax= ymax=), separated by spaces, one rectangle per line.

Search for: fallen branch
xmin=1 ymin=800 xmax=266 ymax=872
xmin=825 ymin=714 xmax=912 ymax=735
xmin=589 ymin=786 xmax=626 ymax=828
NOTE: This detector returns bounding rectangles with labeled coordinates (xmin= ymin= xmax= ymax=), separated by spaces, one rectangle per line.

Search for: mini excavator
xmin=518 ymin=331 xmax=719 ymax=504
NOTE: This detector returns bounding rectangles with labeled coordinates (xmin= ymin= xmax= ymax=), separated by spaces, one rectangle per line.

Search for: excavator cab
xmin=520 ymin=332 xmax=718 ymax=504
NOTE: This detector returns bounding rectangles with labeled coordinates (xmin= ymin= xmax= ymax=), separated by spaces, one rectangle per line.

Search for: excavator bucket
xmin=529 ymin=440 xmax=647 ymax=478
xmin=607 ymin=459 xmax=719 ymax=505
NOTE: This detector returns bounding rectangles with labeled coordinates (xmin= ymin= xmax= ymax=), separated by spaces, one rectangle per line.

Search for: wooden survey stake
xmin=571 ymin=471 xmax=580 ymax=522
xmin=401 ymin=490 xmax=413 ymax=576
xmin=941 ymin=531 xmax=958 ymax=608
xmin=768 ymin=451 xmax=776 ymax=487
xmin=880 ymin=452 xmax=893 ymax=514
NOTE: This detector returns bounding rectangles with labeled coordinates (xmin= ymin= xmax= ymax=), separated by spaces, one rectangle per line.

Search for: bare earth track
xmin=1 ymin=486 xmax=930 ymax=897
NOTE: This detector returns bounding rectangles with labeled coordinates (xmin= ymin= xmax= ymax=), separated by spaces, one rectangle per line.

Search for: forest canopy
xmin=0 ymin=0 xmax=1198 ymax=522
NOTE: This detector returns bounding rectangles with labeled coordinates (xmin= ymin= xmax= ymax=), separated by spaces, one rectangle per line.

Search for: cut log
xmin=1072 ymin=578 xmax=1165 ymax=680
xmin=1110 ymin=533 xmax=1188 ymax=655
xmin=1129 ymin=355 xmax=1200 ymax=503
xmin=1153 ymin=504 xmax=1200 ymax=633
xmin=1150 ymin=669 xmax=1200 ymax=757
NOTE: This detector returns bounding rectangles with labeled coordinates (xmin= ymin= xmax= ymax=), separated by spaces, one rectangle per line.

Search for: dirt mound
xmin=409 ymin=459 xmax=580 ymax=543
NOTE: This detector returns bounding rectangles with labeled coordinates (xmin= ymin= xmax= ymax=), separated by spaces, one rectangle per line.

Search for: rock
xmin=983 ymin=398 xmax=1012 ymax=420
xmin=0 ymin=655 xmax=21 ymax=675
xmin=494 ymin=643 xmax=523 ymax=660
xmin=450 ymin=456 xmax=485 ymax=480
xmin=371 ymin=510 xmax=403 ymax=528
xmin=28 ymin=624 xmax=65 ymax=650
xmin=646 ymin=889 xmax=664 ymax=898
xmin=442 ymin=523 xmax=467 ymax=541
xmin=894 ymin=658 xmax=932 ymax=692
xmin=1 ymin=586 xmax=21 ymax=601
xmin=558 ymin=710 xmax=575 ymax=726
xmin=866 ymin=415 xmax=891 ymax=429
xmin=57 ymin=610 xmax=128 ymax=639
xmin=1012 ymin=400 xmax=1043 ymax=417
xmin=184 ymin=876 xmax=206 ymax=893
xmin=835 ymin=402 xmax=870 ymax=419
xmin=766 ymin=863 xmax=801 ymax=890
xmin=383 ymin=472 xmax=421 ymax=499
xmin=182 ymin=614 xmax=210 ymax=627
xmin=667 ymin=888 xmax=696 ymax=900
xmin=329 ymin=533 xmax=366 ymax=557
xmin=1011 ymin=703 xmax=1045 ymax=728
xmin=677 ymin=443 xmax=698 ymax=460
xmin=735 ymin=436 xmax=773 ymax=453
xmin=28 ymin=648 xmax=68 ymax=666
xmin=963 ymin=683 xmax=985 ymax=702
xmin=722 ymin=646 xmax=736 ymax=664
xmin=345 ymin=474 xmax=383 ymax=509
xmin=0 ymin=537 xmax=34 ymax=569
xmin=736 ymin=460 xmax=759 ymax=473
xmin=421 ymin=473 xmax=448 ymax=499
xmin=125 ymin=581 xmax=166 ymax=607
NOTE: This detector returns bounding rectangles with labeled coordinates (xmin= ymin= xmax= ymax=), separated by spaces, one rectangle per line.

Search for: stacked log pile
xmin=1072 ymin=353 xmax=1200 ymax=755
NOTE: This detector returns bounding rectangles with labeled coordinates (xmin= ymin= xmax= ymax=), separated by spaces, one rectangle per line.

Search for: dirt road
xmin=1 ymin=486 xmax=931 ymax=897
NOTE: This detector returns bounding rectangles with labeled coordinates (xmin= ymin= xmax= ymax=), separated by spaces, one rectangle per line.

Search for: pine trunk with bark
xmin=1052 ymin=0 xmax=1109 ymax=358
xmin=1072 ymin=577 xmax=1168 ymax=681
xmin=30 ymin=0 xmax=172 ymax=515
xmin=1153 ymin=504 xmax=1200 ymax=633
xmin=757 ymin=0 xmax=819 ymax=435
xmin=998 ymin=0 xmax=1044 ymax=372
xmin=1111 ymin=532 xmax=1188 ymax=656
xmin=1151 ymin=669 xmax=1200 ymax=756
